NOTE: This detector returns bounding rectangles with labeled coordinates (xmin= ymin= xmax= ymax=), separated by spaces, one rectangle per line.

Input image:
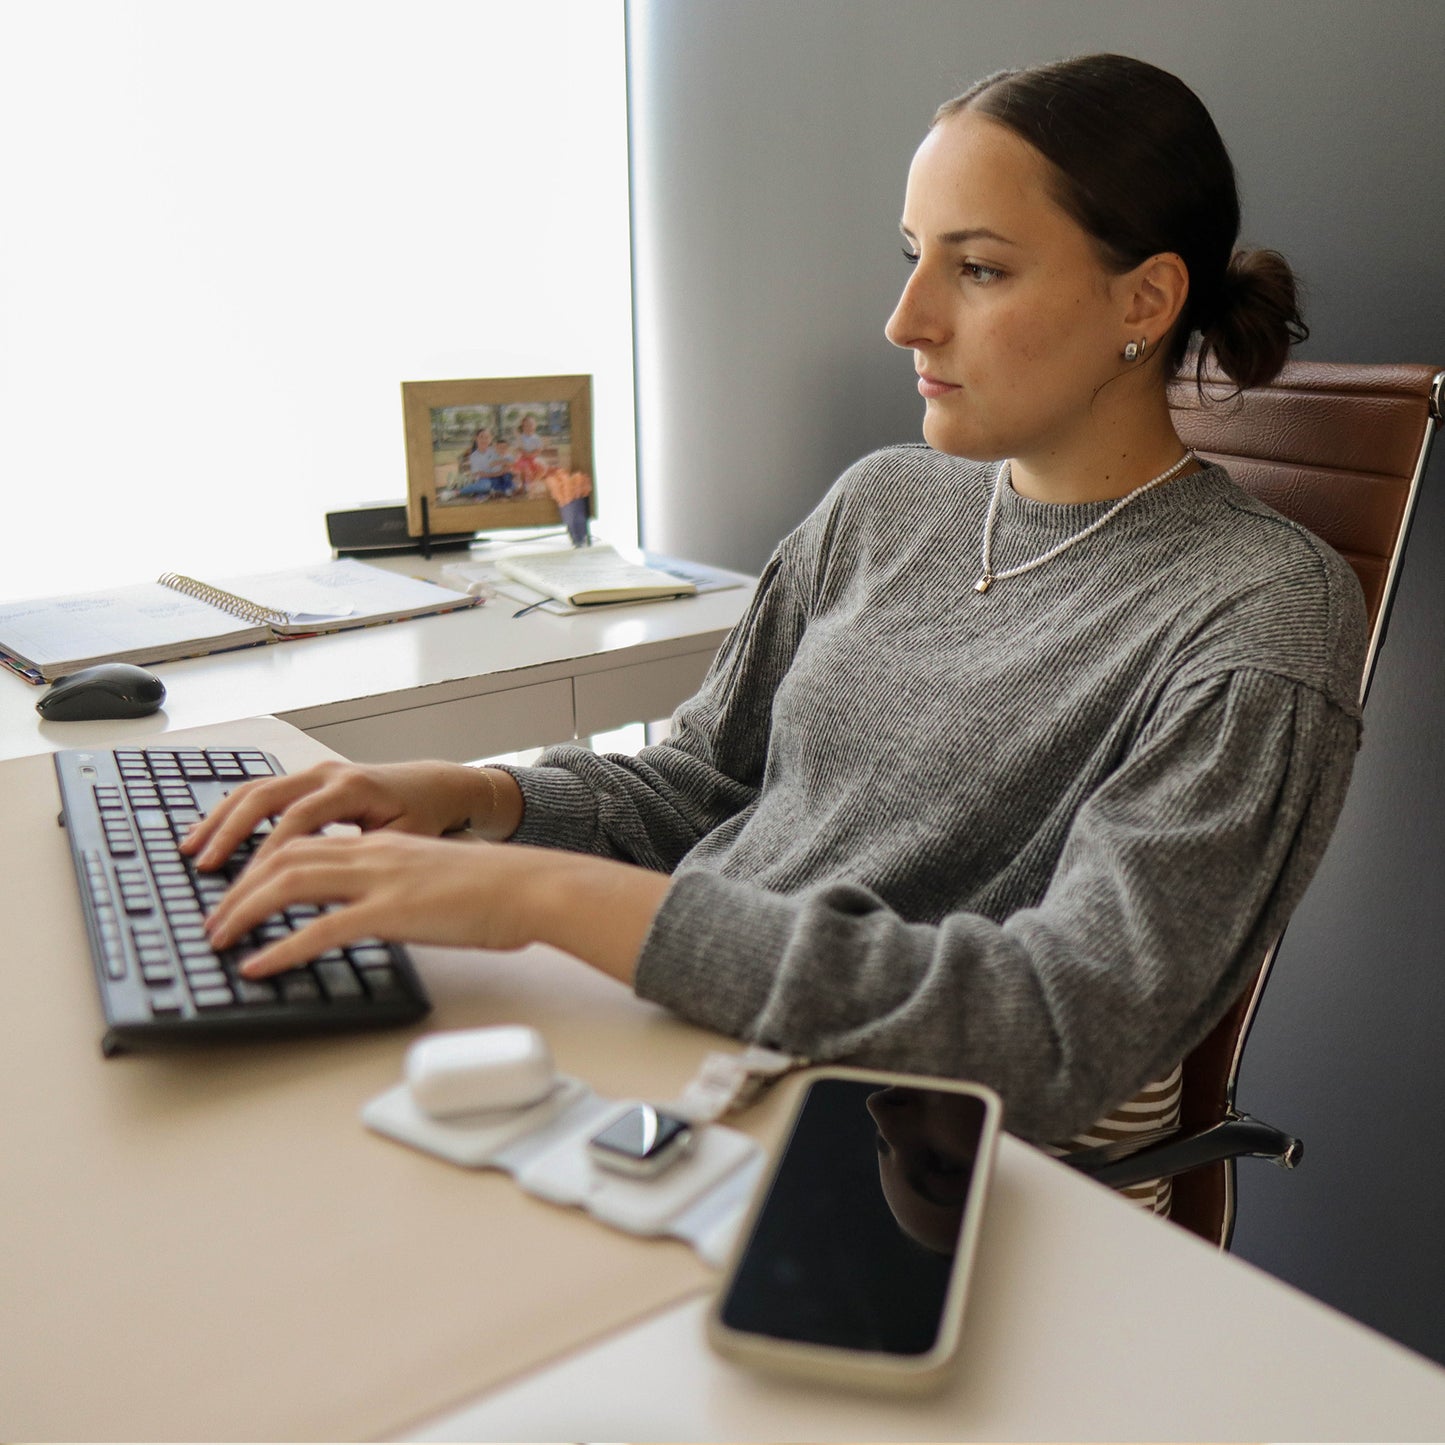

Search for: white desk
xmin=411 ymin=1153 xmax=1445 ymax=1443
xmin=0 ymin=550 xmax=754 ymax=764
xmin=6 ymin=716 xmax=1445 ymax=1441
xmin=1 ymin=718 xmax=739 ymax=1440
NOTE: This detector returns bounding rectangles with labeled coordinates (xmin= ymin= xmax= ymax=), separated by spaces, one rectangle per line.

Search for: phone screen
xmin=716 ymin=1076 xmax=990 ymax=1356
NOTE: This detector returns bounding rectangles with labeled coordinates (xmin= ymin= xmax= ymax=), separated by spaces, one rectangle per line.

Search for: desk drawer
xmin=302 ymin=680 xmax=574 ymax=764
xmin=573 ymin=650 xmax=715 ymax=736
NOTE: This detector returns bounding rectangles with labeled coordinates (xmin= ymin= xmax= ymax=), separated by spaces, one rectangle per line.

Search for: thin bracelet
xmin=478 ymin=766 xmax=500 ymax=836
xmin=462 ymin=765 xmax=500 ymax=838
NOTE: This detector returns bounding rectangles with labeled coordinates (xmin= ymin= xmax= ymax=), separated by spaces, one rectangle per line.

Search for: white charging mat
xmin=361 ymin=1076 xmax=761 ymax=1266
xmin=362 ymin=1075 xmax=594 ymax=1168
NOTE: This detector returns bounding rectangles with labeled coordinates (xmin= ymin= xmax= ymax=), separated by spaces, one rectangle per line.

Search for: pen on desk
xmin=512 ymin=597 xmax=556 ymax=618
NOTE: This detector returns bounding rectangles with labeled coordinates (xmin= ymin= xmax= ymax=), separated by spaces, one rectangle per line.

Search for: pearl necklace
xmin=974 ymin=451 xmax=1196 ymax=594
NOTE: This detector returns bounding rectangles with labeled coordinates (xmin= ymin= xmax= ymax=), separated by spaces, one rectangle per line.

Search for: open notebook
xmin=0 ymin=559 xmax=477 ymax=682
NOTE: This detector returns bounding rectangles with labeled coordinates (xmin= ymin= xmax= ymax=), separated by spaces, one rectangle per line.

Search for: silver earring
xmin=1123 ymin=338 xmax=1147 ymax=362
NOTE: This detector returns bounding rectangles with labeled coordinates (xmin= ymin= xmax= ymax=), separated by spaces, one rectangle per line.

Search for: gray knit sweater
xmin=504 ymin=446 xmax=1368 ymax=1141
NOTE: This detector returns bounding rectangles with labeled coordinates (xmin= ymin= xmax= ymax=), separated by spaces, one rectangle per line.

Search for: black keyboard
xmin=55 ymin=746 xmax=431 ymax=1055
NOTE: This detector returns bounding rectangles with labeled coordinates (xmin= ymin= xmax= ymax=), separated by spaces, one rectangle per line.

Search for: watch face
xmin=589 ymin=1105 xmax=692 ymax=1175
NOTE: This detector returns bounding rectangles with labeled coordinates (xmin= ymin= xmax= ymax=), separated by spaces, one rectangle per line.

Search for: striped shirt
xmin=505 ymin=445 xmax=1367 ymax=1150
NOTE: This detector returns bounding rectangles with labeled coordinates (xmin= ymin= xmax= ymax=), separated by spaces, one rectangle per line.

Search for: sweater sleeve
xmin=634 ymin=667 xmax=1360 ymax=1142
xmin=497 ymin=543 xmax=809 ymax=869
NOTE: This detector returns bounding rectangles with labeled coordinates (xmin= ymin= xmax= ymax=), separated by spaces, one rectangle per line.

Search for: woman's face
xmin=520 ymin=415 xmax=537 ymax=433
xmin=866 ymin=1086 xmax=978 ymax=1255
xmin=475 ymin=428 xmax=493 ymax=448
xmin=885 ymin=108 xmax=1135 ymax=466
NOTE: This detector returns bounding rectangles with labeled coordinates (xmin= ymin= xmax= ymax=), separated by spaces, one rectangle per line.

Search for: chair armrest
xmin=1061 ymin=1113 xmax=1303 ymax=1191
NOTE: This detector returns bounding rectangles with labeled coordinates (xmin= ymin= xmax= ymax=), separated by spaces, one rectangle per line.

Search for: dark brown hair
xmin=935 ymin=54 xmax=1307 ymax=391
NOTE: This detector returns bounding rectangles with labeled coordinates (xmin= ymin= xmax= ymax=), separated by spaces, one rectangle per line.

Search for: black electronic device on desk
xmin=54 ymin=746 xmax=431 ymax=1055
xmin=37 ymin=662 xmax=166 ymax=721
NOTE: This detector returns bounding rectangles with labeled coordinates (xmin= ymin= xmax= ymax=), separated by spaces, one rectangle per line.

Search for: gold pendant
xmin=974 ymin=574 xmax=992 ymax=594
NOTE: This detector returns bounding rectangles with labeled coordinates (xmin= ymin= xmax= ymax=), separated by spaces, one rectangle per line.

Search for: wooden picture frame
xmin=402 ymin=374 xmax=594 ymax=538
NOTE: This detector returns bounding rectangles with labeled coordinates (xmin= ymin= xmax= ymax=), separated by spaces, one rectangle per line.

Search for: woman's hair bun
xmin=1199 ymin=248 xmax=1310 ymax=392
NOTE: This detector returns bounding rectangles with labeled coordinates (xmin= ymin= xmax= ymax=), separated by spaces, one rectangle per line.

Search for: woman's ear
xmin=1122 ymin=251 xmax=1190 ymax=338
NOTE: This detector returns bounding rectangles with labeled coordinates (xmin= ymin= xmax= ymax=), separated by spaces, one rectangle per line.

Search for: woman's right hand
xmin=179 ymin=759 xmax=517 ymax=873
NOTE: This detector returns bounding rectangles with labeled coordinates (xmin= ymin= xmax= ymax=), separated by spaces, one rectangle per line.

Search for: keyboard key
xmin=348 ymin=944 xmax=394 ymax=967
xmin=315 ymin=959 xmax=363 ymax=1000
xmin=234 ymin=978 xmax=278 ymax=1005
xmin=357 ymin=965 xmax=403 ymax=999
xmin=277 ymin=971 xmax=323 ymax=1003
xmin=102 ymin=939 xmax=128 ymax=981
xmin=191 ymin=986 xmax=234 ymax=1009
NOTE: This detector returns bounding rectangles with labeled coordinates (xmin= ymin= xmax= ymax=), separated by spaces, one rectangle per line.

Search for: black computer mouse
xmin=36 ymin=662 xmax=167 ymax=721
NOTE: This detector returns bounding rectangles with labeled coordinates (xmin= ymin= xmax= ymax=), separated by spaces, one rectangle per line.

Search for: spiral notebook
xmin=0 ymin=559 xmax=477 ymax=682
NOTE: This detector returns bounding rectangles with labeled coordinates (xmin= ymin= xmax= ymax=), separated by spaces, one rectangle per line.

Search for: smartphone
xmin=707 ymin=1066 xmax=1001 ymax=1390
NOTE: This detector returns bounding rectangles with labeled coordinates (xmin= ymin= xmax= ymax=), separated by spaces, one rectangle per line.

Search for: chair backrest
xmin=1164 ymin=358 xmax=1443 ymax=1246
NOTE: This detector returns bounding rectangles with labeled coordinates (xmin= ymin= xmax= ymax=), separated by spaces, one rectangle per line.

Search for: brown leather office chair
xmin=1068 ymin=359 xmax=1444 ymax=1247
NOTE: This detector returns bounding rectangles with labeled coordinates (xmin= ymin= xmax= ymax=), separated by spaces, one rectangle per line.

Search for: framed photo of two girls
xmin=402 ymin=373 xmax=594 ymax=541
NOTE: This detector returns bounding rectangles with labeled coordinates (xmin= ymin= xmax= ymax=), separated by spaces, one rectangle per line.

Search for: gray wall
xmin=629 ymin=0 xmax=1445 ymax=1365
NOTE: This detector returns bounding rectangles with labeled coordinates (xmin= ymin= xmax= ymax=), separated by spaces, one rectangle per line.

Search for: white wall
xmin=0 ymin=0 xmax=634 ymax=601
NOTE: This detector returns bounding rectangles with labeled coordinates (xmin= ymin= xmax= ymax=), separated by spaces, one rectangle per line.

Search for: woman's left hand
xmin=203 ymin=832 xmax=670 ymax=986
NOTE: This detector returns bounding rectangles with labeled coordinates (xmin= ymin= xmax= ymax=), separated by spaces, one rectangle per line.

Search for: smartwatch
xmin=587 ymin=1104 xmax=695 ymax=1178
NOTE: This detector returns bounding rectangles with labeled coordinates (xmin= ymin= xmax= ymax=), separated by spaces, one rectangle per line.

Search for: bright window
xmin=0 ymin=1 xmax=634 ymax=601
